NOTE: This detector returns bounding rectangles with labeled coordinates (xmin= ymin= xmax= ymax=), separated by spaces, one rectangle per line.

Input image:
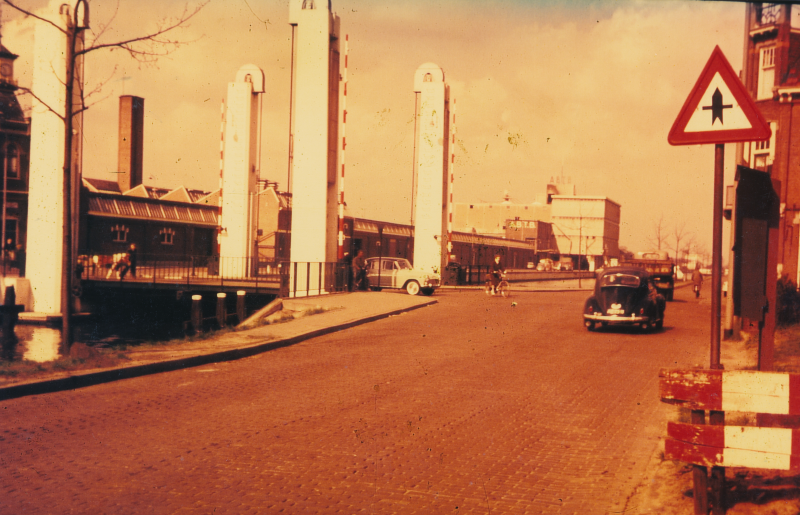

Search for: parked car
xmin=582 ymin=266 xmax=666 ymax=332
xmin=558 ymin=260 xmax=574 ymax=271
xmin=365 ymin=257 xmax=440 ymax=295
xmin=536 ymin=258 xmax=554 ymax=271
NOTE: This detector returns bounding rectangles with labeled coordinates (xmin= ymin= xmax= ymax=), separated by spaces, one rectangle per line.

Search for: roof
xmin=354 ymin=219 xmax=413 ymax=237
xmin=451 ymin=231 xmax=536 ymax=250
xmin=86 ymin=192 xmax=218 ymax=227
xmin=0 ymin=90 xmax=26 ymax=126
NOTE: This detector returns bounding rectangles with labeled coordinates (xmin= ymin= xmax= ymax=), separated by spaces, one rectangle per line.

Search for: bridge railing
xmin=77 ymin=253 xmax=350 ymax=297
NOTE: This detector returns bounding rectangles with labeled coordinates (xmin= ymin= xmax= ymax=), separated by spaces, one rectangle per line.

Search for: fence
xmin=78 ymin=253 xmax=349 ymax=297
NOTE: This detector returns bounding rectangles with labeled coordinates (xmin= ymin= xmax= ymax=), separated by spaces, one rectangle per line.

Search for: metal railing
xmin=77 ymin=253 xmax=349 ymax=297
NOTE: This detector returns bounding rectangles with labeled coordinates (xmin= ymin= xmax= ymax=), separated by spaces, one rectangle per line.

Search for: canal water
xmin=7 ymin=288 xmax=276 ymax=363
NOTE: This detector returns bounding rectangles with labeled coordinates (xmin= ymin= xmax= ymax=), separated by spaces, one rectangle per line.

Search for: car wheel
xmin=406 ymin=280 xmax=421 ymax=295
xmin=421 ymin=287 xmax=434 ymax=296
xmin=655 ymin=317 xmax=664 ymax=330
xmin=369 ymin=286 xmax=382 ymax=292
xmin=585 ymin=320 xmax=596 ymax=331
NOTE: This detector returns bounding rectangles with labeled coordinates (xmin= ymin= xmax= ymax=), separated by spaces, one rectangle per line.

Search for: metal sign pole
xmin=711 ymin=143 xmax=724 ymax=370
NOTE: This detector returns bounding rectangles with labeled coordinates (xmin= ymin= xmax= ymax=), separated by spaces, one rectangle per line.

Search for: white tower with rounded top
xmin=412 ymin=63 xmax=451 ymax=274
xmin=27 ymin=5 xmax=84 ymax=314
xmin=218 ymin=64 xmax=265 ymax=277
xmin=288 ymin=0 xmax=341 ymax=296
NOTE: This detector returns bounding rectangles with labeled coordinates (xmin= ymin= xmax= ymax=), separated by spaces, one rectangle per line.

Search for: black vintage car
xmin=583 ymin=266 xmax=666 ymax=332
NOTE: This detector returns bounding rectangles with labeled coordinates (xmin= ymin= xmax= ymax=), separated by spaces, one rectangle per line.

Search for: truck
xmin=624 ymin=250 xmax=675 ymax=301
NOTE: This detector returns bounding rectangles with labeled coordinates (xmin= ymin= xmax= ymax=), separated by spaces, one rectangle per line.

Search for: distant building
xmin=452 ymin=185 xmax=620 ymax=270
xmin=0 ymin=42 xmax=30 ymax=274
xmin=739 ymin=3 xmax=800 ymax=283
xmin=551 ymin=195 xmax=621 ymax=271
xmin=77 ymin=96 xmax=292 ymax=267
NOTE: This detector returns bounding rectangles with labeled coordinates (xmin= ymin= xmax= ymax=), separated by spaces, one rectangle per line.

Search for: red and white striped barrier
xmin=660 ymin=368 xmax=800 ymax=415
xmin=337 ymin=34 xmax=349 ymax=260
xmin=661 ymin=368 xmax=800 ymax=470
xmin=666 ymin=422 xmax=800 ymax=470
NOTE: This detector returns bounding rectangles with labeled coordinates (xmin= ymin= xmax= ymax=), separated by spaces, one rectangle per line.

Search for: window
xmin=159 ymin=227 xmax=175 ymax=245
xmin=749 ymin=121 xmax=777 ymax=173
xmin=4 ymin=144 xmax=19 ymax=180
xmin=757 ymin=3 xmax=781 ymax=26
xmin=111 ymin=224 xmax=129 ymax=242
xmin=758 ymin=46 xmax=775 ymax=100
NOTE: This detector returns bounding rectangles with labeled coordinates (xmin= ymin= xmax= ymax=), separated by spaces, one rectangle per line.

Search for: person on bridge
xmin=489 ymin=254 xmax=505 ymax=295
xmin=127 ymin=243 xmax=137 ymax=279
xmin=352 ymin=250 xmax=367 ymax=291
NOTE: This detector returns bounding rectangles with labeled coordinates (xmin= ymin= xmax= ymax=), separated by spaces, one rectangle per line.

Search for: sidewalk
xmin=0 ymin=291 xmax=437 ymax=401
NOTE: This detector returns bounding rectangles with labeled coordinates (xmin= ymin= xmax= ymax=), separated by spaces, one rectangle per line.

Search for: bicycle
xmin=484 ymin=272 xmax=510 ymax=297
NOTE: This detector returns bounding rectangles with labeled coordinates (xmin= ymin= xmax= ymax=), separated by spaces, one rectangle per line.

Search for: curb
xmin=0 ymin=299 xmax=438 ymax=402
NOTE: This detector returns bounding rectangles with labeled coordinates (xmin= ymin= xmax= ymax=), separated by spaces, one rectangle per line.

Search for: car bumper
xmin=584 ymin=313 xmax=649 ymax=324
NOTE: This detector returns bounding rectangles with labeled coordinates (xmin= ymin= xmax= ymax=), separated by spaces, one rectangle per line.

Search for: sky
xmin=0 ymin=0 xmax=749 ymax=256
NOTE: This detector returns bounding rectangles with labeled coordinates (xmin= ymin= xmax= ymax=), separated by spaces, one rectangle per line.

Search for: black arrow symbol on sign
xmin=702 ymin=88 xmax=733 ymax=125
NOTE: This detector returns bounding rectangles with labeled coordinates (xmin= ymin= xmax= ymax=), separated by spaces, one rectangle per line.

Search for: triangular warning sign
xmin=668 ymin=46 xmax=771 ymax=145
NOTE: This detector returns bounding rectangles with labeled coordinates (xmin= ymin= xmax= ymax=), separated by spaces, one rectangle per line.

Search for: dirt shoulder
xmin=624 ymin=328 xmax=800 ymax=514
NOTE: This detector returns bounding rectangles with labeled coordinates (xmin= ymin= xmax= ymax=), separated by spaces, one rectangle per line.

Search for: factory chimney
xmin=117 ymin=95 xmax=144 ymax=192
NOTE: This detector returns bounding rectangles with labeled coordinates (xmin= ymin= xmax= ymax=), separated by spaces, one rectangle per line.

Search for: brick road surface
xmin=1 ymin=287 xmax=711 ymax=514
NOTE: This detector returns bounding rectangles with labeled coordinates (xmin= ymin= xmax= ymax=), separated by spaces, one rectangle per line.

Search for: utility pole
xmin=60 ymin=0 xmax=89 ymax=352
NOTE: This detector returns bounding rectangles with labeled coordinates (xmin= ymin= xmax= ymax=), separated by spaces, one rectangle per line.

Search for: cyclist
xmin=489 ymin=254 xmax=505 ymax=295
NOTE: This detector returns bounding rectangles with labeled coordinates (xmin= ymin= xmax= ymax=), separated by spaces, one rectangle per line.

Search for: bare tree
xmin=3 ymin=0 xmax=208 ymax=350
xmin=646 ymin=213 xmax=668 ymax=251
xmin=670 ymin=220 xmax=692 ymax=269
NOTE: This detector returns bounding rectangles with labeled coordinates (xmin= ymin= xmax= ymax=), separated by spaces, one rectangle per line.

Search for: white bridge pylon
xmin=218 ymin=64 xmax=265 ymax=278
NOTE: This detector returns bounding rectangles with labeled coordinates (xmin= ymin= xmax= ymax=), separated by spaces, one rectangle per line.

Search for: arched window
xmin=423 ymin=73 xmax=433 ymax=83
xmin=4 ymin=144 xmax=19 ymax=180
xmin=111 ymin=224 xmax=129 ymax=242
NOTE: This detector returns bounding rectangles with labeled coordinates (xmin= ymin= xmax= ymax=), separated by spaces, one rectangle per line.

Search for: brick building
xmin=0 ymin=41 xmax=30 ymax=273
xmin=738 ymin=3 xmax=800 ymax=283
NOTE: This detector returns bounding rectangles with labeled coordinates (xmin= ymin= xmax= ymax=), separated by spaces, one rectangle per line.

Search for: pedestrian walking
xmin=352 ymin=250 xmax=367 ymax=291
xmin=692 ymin=266 xmax=703 ymax=298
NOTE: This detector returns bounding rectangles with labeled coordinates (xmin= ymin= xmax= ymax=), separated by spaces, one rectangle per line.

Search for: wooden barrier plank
xmin=666 ymin=438 xmax=800 ymax=470
xmin=667 ymin=422 xmax=800 ymax=454
xmin=660 ymin=369 xmax=800 ymax=415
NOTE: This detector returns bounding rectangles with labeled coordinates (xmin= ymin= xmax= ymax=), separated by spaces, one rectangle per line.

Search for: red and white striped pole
xmin=446 ymin=98 xmax=456 ymax=259
xmin=217 ymin=98 xmax=225 ymax=255
xmin=337 ymin=34 xmax=349 ymax=260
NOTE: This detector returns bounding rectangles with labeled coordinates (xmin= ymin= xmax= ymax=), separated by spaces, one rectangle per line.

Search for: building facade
xmin=739 ymin=3 xmax=800 ymax=283
xmin=0 ymin=43 xmax=30 ymax=275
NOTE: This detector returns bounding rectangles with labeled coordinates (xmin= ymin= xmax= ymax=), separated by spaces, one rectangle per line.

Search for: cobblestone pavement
xmin=1 ymin=287 xmax=710 ymax=514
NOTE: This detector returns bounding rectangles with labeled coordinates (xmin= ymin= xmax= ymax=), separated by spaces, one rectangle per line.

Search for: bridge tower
xmin=288 ymin=0 xmax=341 ymax=296
xmin=218 ymin=65 xmax=265 ymax=277
xmin=27 ymin=5 xmax=85 ymax=314
xmin=412 ymin=63 xmax=452 ymax=274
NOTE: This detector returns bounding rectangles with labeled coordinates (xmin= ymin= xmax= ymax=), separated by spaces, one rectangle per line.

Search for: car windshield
xmin=600 ymin=273 xmax=640 ymax=288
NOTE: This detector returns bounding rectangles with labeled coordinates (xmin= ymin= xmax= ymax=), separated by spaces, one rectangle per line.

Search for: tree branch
xmin=15 ymin=86 xmax=65 ymax=122
xmin=76 ymin=2 xmax=208 ymax=62
xmin=2 ymin=0 xmax=67 ymax=35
